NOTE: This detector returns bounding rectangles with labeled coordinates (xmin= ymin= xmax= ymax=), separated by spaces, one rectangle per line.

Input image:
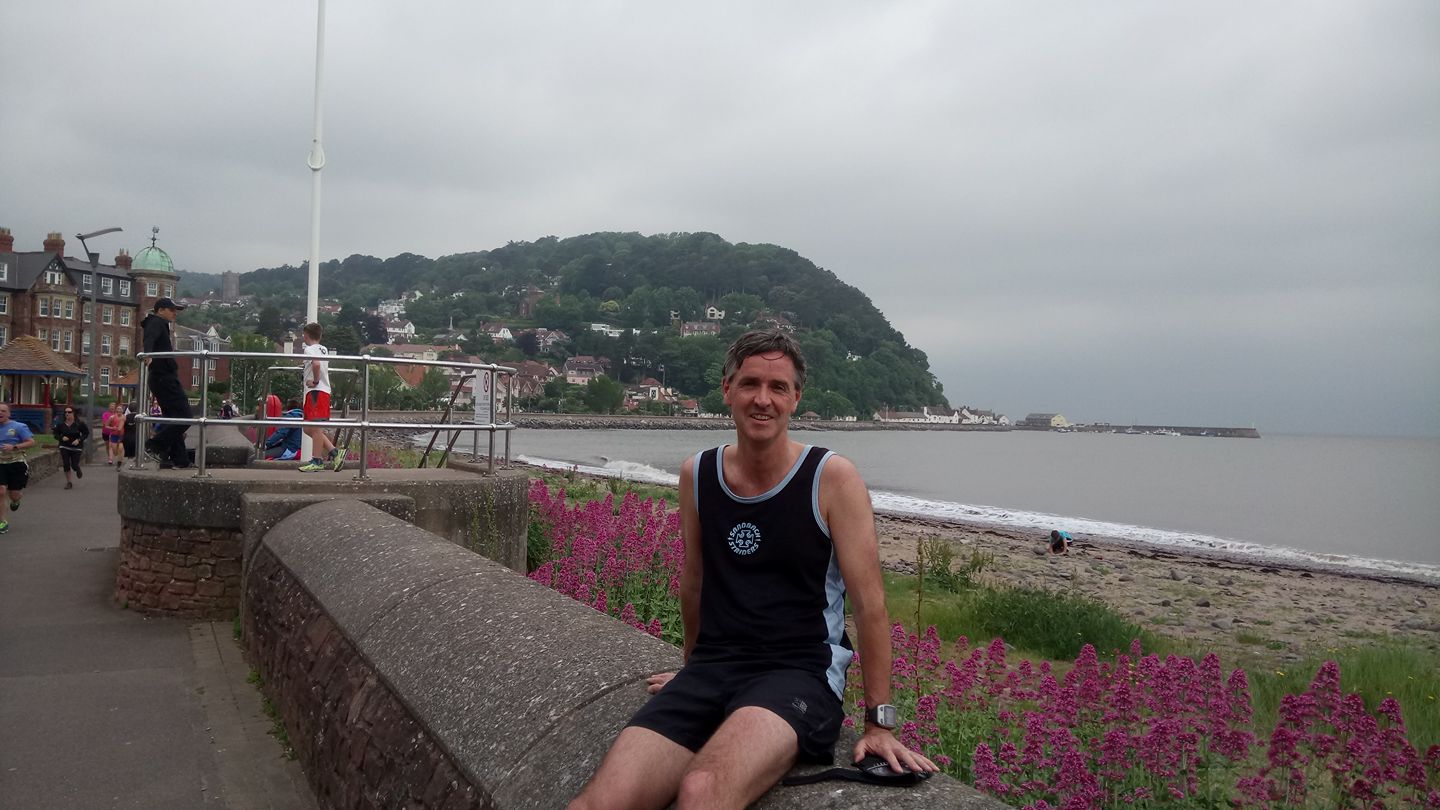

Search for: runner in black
xmin=569 ymin=330 xmax=937 ymax=810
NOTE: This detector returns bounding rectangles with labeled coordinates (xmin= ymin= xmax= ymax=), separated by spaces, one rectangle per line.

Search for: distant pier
xmin=1070 ymin=424 xmax=1262 ymax=438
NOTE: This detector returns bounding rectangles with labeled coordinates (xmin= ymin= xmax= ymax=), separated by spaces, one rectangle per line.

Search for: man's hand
xmin=853 ymin=727 xmax=940 ymax=775
xmin=645 ymin=672 xmax=676 ymax=695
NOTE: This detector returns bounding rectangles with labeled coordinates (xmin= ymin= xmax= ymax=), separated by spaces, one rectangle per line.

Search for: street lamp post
xmin=75 ymin=227 xmax=122 ymax=463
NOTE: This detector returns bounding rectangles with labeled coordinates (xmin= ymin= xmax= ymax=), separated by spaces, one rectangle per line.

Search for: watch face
xmin=878 ymin=704 xmax=897 ymax=728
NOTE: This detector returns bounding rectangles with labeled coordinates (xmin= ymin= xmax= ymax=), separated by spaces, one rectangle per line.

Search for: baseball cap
xmin=153 ymin=297 xmax=186 ymax=311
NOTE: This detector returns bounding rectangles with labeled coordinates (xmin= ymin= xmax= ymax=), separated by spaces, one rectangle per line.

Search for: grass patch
xmin=1235 ymin=630 xmax=1268 ymax=645
xmin=1249 ymin=641 xmax=1440 ymax=754
xmin=533 ymin=471 xmax=679 ymax=507
xmin=246 ymin=669 xmax=296 ymax=760
xmin=882 ymin=571 xmax=1168 ymax=661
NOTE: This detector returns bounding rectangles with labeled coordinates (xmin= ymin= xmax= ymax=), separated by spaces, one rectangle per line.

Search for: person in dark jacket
xmin=52 ymin=406 xmax=90 ymax=489
xmin=263 ymin=401 xmax=304 ymax=460
xmin=141 ymin=297 xmax=192 ymax=469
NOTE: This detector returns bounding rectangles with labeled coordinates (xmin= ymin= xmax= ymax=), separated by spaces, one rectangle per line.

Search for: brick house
xmin=0 ymin=228 xmax=230 ymax=400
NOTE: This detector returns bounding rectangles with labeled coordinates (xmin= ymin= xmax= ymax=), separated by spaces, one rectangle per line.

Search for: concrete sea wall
xmin=242 ymin=499 xmax=999 ymax=809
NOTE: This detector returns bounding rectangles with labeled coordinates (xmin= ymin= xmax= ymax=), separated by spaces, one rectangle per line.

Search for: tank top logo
xmin=727 ymin=522 xmax=762 ymax=556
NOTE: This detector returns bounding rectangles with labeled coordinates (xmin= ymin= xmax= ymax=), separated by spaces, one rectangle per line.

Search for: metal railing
xmin=132 ymin=349 xmax=517 ymax=479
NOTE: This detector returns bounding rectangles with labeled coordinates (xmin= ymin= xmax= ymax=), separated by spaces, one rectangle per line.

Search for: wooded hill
xmin=181 ymin=232 xmax=948 ymax=417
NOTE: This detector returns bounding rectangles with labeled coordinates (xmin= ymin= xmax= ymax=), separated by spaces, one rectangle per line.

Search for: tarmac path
xmin=0 ymin=455 xmax=315 ymax=809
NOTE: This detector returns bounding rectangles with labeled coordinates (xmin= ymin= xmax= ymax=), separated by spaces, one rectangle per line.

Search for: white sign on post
xmin=473 ymin=370 xmax=493 ymax=424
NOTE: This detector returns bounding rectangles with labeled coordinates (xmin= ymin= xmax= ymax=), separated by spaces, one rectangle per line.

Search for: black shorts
xmin=628 ymin=660 xmax=843 ymax=763
xmin=0 ymin=460 xmax=29 ymax=491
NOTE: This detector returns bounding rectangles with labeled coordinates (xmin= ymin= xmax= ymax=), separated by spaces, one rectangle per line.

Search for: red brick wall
xmin=114 ymin=519 xmax=243 ymax=619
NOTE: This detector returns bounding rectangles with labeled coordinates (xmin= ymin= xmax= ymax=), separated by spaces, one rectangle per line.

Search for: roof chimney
xmin=0 ymin=228 xmax=13 ymax=253
xmin=43 ymin=231 xmax=66 ymax=256
xmin=115 ymin=248 xmax=132 ymax=270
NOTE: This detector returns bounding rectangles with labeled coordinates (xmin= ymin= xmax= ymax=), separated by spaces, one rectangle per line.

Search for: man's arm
xmin=822 ymin=455 xmax=939 ymax=774
xmin=648 ymin=454 xmax=702 ymax=695
xmin=677 ymin=454 xmax=702 ymax=662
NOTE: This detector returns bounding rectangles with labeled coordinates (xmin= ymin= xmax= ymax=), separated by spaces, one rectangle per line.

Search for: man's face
xmin=721 ymin=352 xmax=801 ymax=443
xmin=157 ymin=307 xmax=177 ymax=322
xmin=0 ymin=406 xmax=10 ymax=424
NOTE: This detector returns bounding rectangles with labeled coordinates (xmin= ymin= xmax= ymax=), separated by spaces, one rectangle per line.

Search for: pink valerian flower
xmin=972 ymin=743 xmax=1008 ymax=796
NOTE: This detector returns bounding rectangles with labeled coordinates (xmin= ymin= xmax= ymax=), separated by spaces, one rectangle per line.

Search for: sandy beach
xmin=874 ymin=513 xmax=1440 ymax=666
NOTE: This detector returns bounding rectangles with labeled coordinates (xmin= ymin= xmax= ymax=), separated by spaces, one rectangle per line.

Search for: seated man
xmin=569 ymin=330 xmax=937 ymax=810
xmin=263 ymin=400 xmax=304 ymax=461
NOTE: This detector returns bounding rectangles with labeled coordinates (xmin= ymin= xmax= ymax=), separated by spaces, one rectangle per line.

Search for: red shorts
xmin=303 ymin=390 xmax=331 ymax=421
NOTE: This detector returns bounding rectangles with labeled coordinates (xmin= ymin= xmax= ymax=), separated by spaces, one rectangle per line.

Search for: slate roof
xmin=0 ymin=335 xmax=87 ymax=377
xmin=60 ymin=256 xmax=142 ymax=307
xmin=0 ymin=251 xmax=65 ymax=293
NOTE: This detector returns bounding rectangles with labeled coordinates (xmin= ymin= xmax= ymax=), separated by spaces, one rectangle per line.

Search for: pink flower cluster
xmin=849 ymin=630 xmax=1438 ymax=809
xmin=1236 ymin=660 xmax=1438 ymax=808
xmin=526 ymin=480 xmax=682 ymax=642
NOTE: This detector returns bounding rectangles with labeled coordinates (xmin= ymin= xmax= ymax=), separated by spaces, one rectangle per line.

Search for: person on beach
xmin=0 ymin=404 xmax=36 ymax=534
xmin=1049 ymin=529 xmax=1074 ymax=554
xmin=141 ymin=297 xmax=192 ymax=469
xmin=297 ymin=322 xmax=340 ymax=472
xmin=53 ymin=406 xmax=90 ymax=490
xmin=102 ymin=401 xmax=124 ymax=465
xmin=569 ymin=329 xmax=937 ymax=810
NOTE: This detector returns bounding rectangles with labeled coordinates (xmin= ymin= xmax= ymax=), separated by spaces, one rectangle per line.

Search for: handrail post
xmin=132 ymin=359 xmax=149 ymax=470
xmin=503 ymin=371 xmax=512 ymax=467
xmin=195 ymin=350 xmax=211 ymax=477
xmin=356 ymin=355 xmax=370 ymax=480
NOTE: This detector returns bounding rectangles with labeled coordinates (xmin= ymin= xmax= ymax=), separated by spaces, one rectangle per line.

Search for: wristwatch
xmin=865 ymin=704 xmax=898 ymax=729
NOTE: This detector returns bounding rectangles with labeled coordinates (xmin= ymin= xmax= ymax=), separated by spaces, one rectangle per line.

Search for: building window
xmin=38 ymin=298 xmax=49 ymax=317
xmin=146 ymin=281 xmax=158 ymax=297
xmin=100 ymin=367 xmax=111 ymax=395
xmin=82 ymin=333 xmax=90 ymax=354
xmin=192 ymin=371 xmax=199 ymax=387
xmin=101 ymin=277 xmax=113 ymax=295
xmin=102 ymin=305 xmax=113 ymax=325
xmin=0 ymin=326 xmax=7 ymax=344
xmin=120 ymin=280 xmax=130 ymax=297
xmin=53 ymin=297 xmax=64 ymax=316
xmin=83 ymin=303 xmax=92 ymax=323
xmin=119 ymin=336 xmax=130 ymax=356
xmin=44 ymin=269 xmax=62 ymax=285
xmin=51 ymin=331 xmax=60 ymax=352
xmin=38 ymin=328 xmax=48 ymax=342
xmin=83 ymin=274 xmax=93 ymax=292
xmin=0 ymin=295 xmax=7 ymax=315
xmin=64 ymin=331 xmax=73 ymax=353
xmin=120 ymin=309 xmax=131 ymax=326
xmin=101 ymin=334 xmax=112 ymax=356
xmin=64 ymin=300 xmax=74 ymax=319
xmin=0 ymin=261 xmax=7 ymax=281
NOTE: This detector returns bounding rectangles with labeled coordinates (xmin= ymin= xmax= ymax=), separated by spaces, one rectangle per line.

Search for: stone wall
xmin=244 ymin=499 xmax=1001 ymax=809
xmin=115 ymin=519 xmax=243 ymax=618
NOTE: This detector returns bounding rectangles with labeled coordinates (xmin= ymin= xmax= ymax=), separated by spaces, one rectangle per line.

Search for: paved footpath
xmin=0 ymin=456 xmax=315 ymax=810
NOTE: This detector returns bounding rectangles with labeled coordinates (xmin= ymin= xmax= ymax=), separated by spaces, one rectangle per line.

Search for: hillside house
xmin=680 ymin=321 xmax=721 ymax=338
xmin=563 ymin=355 xmax=608 ymax=385
xmin=385 ymin=319 xmax=416 ymax=342
xmin=705 ymin=306 xmax=725 ymax=321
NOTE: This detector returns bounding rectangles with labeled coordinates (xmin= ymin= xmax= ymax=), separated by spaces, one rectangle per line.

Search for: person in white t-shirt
xmin=298 ymin=322 xmax=339 ymax=472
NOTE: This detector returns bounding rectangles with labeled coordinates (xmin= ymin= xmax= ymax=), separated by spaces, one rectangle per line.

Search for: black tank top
xmin=693 ymin=444 xmax=853 ymax=698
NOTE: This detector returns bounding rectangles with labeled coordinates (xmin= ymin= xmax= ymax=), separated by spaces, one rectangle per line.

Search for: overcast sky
xmin=2 ymin=2 xmax=1436 ymax=436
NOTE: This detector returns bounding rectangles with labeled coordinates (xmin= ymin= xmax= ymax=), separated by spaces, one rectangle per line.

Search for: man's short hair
xmin=303 ymin=322 xmax=323 ymax=341
xmin=286 ymin=399 xmax=302 ymax=411
xmin=722 ymin=329 xmax=807 ymax=389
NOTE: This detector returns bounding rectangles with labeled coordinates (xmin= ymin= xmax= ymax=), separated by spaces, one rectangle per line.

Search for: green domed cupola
xmin=130 ymin=226 xmax=177 ymax=276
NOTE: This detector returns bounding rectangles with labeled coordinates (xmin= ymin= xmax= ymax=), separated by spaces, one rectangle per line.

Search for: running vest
xmin=693 ymin=444 xmax=854 ymax=698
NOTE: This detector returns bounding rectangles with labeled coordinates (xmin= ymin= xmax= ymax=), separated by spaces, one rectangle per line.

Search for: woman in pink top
xmin=102 ymin=401 xmax=124 ymax=466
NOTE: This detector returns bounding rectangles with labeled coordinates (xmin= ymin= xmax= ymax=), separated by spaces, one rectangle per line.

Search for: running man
xmin=568 ymin=330 xmax=937 ymax=810
xmin=0 ymin=404 xmax=36 ymax=533
xmin=297 ymin=322 xmax=339 ymax=472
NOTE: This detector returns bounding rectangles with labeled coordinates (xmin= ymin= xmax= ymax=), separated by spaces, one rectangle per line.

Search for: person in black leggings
xmin=53 ymin=406 xmax=90 ymax=490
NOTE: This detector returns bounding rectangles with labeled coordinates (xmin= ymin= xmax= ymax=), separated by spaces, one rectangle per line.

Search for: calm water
xmin=473 ymin=429 xmax=1440 ymax=583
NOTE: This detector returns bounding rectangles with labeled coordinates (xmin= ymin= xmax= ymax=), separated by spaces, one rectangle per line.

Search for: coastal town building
xmin=563 ymin=355 xmax=608 ymax=385
xmin=679 ymin=321 xmax=721 ymax=338
xmin=1020 ymin=413 xmax=1071 ymax=429
xmin=0 ymin=227 xmax=228 ymax=401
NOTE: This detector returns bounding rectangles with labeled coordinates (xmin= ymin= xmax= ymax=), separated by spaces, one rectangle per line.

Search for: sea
xmin=449 ymin=428 xmax=1440 ymax=585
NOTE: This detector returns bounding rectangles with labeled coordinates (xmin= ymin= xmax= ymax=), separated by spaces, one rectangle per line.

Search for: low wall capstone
xmin=244 ymin=500 xmax=1001 ymax=809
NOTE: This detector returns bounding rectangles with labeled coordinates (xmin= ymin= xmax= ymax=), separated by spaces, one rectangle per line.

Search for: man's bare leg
xmin=569 ymin=726 xmax=693 ymax=810
xmin=676 ymin=707 xmax=799 ymax=810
